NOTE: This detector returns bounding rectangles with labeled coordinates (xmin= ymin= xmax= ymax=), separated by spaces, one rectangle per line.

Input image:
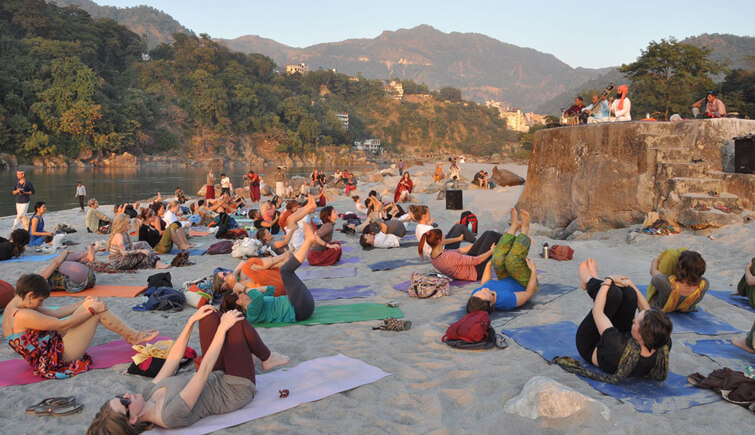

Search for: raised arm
xmin=153 ymin=305 xmax=216 ymax=384
xmin=38 ymin=250 xmax=70 ymax=280
xmin=13 ymin=299 xmax=102 ymax=332
xmin=591 ymin=279 xmax=614 ymax=335
xmin=649 ymin=258 xmax=660 ymax=278
xmin=480 ymin=261 xmax=493 ymax=285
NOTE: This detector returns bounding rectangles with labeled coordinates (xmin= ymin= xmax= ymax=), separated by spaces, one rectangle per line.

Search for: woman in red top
xmin=419 ymin=229 xmax=501 ymax=281
xmin=394 ymin=172 xmax=414 ymax=203
xmin=244 ymin=170 xmax=261 ymax=203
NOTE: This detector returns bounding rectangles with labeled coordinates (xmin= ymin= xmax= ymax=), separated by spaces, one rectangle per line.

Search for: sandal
xmin=50 ymin=402 xmax=84 ymax=417
xmin=26 ymin=396 xmax=75 ymax=414
xmin=372 ymin=317 xmax=412 ymax=331
xmin=495 ymin=334 xmax=508 ymax=349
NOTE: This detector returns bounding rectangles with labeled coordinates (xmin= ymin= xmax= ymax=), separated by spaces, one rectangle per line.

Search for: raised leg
xmin=444 ymin=223 xmax=476 ymax=249
xmin=281 ymin=225 xmax=315 ymax=320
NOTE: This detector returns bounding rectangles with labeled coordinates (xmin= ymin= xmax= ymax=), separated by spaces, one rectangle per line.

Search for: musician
xmin=610 ymin=85 xmax=631 ymax=122
xmin=564 ymin=97 xmax=585 ymax=117
xmin=692 ymin=91 xmax=726 ymax=118
xmin=585 ymin=94 xmax=610 ymax=124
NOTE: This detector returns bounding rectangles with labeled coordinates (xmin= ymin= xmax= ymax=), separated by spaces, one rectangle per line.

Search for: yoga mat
xmin=502 ymin=322 xmax=721 ymax=413
xmin=302 ymin=256 xmax=361 ymax=267
xmin=147 ymin=354 xmax=390 ymax=435
xmin=189 ymin=230 xmax=210 ymax=237
xmin=393 ymin=278 xmax=471 ymax=292
xmin=401 ymin=234 xmax=417 ymax=241
xmin=252 ymin=303 xmax=403 ymax=328
xmin=1 ymin=254 xmax=58 ymax=263
xmin=309 ymin=285 xmax=375 ymax=301
xmin=439 ymin=283 xmax=575 ymax=325
xmin=707 ymin=290 xmax=754 ymax=313
xmin=168 ymin=248 xmax=207 ymax=256
xmin=369 ymin=257 xmax=426 ymax=271
xmin=0 ymin=335 xmax=170 ymax=387
xmin=50 ymin=285 xmax=148 ymax=298
xmin=636 ymin=285 xmax=740 ymax=335
xmin=298 ymin=267 xmax=357 ymax=280
xmin=687 ymin=339 xmax=755 ymax=369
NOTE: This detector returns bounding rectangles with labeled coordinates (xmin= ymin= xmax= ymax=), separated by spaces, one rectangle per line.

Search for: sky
xmin=98 ymin=0 xmax=754 ymax=69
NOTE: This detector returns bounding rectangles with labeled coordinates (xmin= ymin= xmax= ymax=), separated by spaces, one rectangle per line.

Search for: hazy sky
xmin=98 ymin=0 xmax=754 ymax=69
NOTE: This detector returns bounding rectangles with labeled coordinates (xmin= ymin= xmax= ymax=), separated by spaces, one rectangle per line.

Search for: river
xmin=0 ymin=166 xmax=352 ymax=216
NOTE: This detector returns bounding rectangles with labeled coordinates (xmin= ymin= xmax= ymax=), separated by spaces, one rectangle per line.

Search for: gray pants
xmin=280 ymin=256 xmax=314 ymax=321
xmin=444 ymin=223 xmax=476 ymax=250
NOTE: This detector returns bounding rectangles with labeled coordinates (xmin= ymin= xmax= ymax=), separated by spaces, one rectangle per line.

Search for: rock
xmin=260 ymin=184 xmax=272 ymax=196
xmin=436 ymin=190 xmax=446 ymax=200
xmin=490 ymin=153 xmax=502 ymax=164
xmin=0 ymin=153 xmax=17 ymax=169
xmin=380 ymin=169 xmax=396 ymax=177
xmin=33 ymin=155 xmax=68 ymax=168
xmin=467 ymin=183 xmax=483 ymax=190
xmin=369 ymin=173 xmax=384 ymax=182
xmin=504 ymin=376 xmax=610 ymax=420
xmin=491 ymin=165 xmax=524 ymax=187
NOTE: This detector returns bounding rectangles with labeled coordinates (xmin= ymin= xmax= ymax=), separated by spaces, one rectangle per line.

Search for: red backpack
xmin=459 ymin=211 xmax=478 ymax=234
xmin=442 ymin=311 xmax=491 ymax=343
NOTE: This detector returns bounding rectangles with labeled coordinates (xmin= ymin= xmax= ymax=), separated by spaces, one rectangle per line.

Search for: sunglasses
xmin=116 ymin=394 xmax=131 ymax=418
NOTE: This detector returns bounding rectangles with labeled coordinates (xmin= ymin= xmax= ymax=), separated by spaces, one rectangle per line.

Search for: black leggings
xmin=444 ymin=223 xmax=477 ymax=250
xmin=463 ymin=230 xmax=502 ymax=279
xmin=575 ymin=279 xmax=638 ymax=362
xmin=280 ymin=256 xmax=315 ymax=321
xmin=198 ymin=311 xmax=271 ymax=384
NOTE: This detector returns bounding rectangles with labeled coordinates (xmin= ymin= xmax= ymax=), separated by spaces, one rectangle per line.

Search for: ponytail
xmin=418 ymin=228 xmax=443 ymax=258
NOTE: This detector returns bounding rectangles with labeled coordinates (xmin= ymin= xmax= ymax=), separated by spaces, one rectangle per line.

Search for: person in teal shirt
xmin=220 ymin=223 xmax=318 ymax=323
xmin=586 ymin=94 xmax=610 ymax=124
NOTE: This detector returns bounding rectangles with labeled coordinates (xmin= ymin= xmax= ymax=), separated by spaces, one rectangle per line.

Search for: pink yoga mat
xmin=0 ymin=335 xmax=171 ymax=387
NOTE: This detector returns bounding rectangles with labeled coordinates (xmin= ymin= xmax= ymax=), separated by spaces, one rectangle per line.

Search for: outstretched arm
xmin=480 ymin=261 xmax=493 ymax=285
xmin=153 ymin=305 xmax=216 ymax=384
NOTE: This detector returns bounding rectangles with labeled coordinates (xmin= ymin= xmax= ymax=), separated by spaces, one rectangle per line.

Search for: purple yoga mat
xmin=0 ymin=335 xmax=171 ymax=387
xmin=393 ymin=279 xmax=471 ymax=292
xmin=303 ymin=257 xmax=361 ymax=267
xmin=309 ymin=285 xmax=375 ymax=301
xmin=298 ymin=267 xmax=358 ymax=280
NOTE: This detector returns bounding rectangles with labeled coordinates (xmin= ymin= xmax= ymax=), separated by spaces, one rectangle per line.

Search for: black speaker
xmin=734 ymin=135 xmax=754 ymax=174
xmin=446 ymin=189 xmax=463 ymax=210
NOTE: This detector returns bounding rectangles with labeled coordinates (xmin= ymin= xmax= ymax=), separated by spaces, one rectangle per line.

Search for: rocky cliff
xmin=517 ymin=119 xmax=755 ymax=237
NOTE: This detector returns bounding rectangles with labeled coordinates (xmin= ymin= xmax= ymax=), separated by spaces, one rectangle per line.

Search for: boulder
xmin=491 ymin=166 xmax=524 ymax=187
xmin=503 ymin=376 xmax=610 ymax=420
xmin=369 ymin=173 xmax=384 ymax=183
xmin=260 ymin=184 xmax=272 ymax=196
xmin=490 ymin=153 xmax=502 ymax=164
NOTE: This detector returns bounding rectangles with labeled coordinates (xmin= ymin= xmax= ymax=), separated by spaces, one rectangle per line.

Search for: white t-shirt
xmin=415 ymin=223 xmax=434 ymax=258
xmin=164 ymin=209 xmax=179 ymax=226
xmin=220 ymin=176 xmax=231 ymax=189
xmin=373 ymin=232 xmax=400 ymax=249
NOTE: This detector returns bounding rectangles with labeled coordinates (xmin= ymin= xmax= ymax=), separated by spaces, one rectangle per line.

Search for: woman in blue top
xmin=220 ymin=222 xmax=317 ymax=323
xmin=466 ymin=209 xmax=539 ymax=313
xmin=28 ymin=201 xmax=54 ymax=247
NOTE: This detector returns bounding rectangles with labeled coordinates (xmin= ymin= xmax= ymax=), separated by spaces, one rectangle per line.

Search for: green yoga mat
xmin=252 ymin=303 xmax=404 ymax=328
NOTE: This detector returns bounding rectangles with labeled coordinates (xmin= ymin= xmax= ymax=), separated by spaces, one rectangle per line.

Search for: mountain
xmin=217 ymin=25 xmax=613 ymax=111
xmin=683 ymin=33 xmax=755 ymax=70
xmin=48 ymin=0 xmax=193 ymax=48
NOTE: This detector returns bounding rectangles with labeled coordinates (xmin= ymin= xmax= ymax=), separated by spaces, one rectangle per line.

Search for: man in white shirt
xmin=75 ymin=181 xmax=87 ymax=211
xmin=610 ymin=85 xmax=631 ymax=121
xmin=220 ymin=173 xmax=232 ymax=197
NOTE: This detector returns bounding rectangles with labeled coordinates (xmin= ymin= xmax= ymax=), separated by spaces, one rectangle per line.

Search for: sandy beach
xmin=1 ymin=161 xmax=753 ymax=434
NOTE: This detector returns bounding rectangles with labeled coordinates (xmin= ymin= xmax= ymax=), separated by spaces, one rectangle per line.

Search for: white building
xmin=286 ymin=63 xmax=308 ymax=74
xmin=354 ymin=139 xmax=383 ymax=153
xmin=336 ymin=113 xmax=349 ymax=130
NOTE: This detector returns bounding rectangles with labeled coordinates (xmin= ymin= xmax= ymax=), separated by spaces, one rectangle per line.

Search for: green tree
xmin=619 ymin=38 xmax=725 ymax=120
xmin=720 ymin=56 xmax=755 ymax=119
xmin=439 ymin=86 xmax=462 ymax=102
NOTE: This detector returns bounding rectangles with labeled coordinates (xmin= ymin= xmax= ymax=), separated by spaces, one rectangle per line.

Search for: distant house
xmin=354 ymin=139 xmax=383 ymax=154
xmin=485 ymin=101 xmax=530 ymax=132
xmin=336 ymin=113 xmax=349 ymax=130
xmin=385 ymin=80 xmax=404 ymax=100
xmin=286 ymin=63 xmax=308 ymax=74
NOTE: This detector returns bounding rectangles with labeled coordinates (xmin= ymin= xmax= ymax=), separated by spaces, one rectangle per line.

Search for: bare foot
xmin=87 ymin=244 xmax=95 ymax=263
xmin=732 ymin=337 xmax=755 ymax=354
xmin=587 ymin=258 xmax=599 ymax=278
xmin=520 ymin=210 xmax=531 ymax=234
xmin=303 ymin=220 xmax=316 ymax=242
xmin=128 ymin=329 xmax=159 ymax=345
xmin=579 ymin=260 xmax=591 ymax=290
xmin=508 ymin=208 xmax=519 ymax=233
xmin=261 ymin=351 xmax=290 ymax=370
xmin=155 ymin=262 xmax=171 ymax=269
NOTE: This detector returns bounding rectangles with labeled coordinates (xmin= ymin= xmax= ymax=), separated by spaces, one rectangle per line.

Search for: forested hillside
xmin=0 ymin=0 xmax=512 ymax=163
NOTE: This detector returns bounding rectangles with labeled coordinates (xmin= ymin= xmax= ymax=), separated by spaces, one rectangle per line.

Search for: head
xmin=88 ymin=198 xmax=98 ymax=208
xmin=352 ymin=195 xmax=360 ymax=203
xmin=617 ymin=85 xmax=628 ymax=97
xmin=277 ymin=167 xmax=282 ymax=174
xmin=403 ymin=172 xmax=410 ymax=180
xmin=14 ymin=274 xmax=50 ymax=308
xmin=675 ymin=250 xmax=706 ymax=286
xmin=466 ymin=291 xmax=495 ymax=314
xmin=359 ymin=233 xmax=375 ymax=249
xmin=632 ymin=309 xmax=672 ymax=350
xmin=285 ymin=200 xmax=298 ymax=211
xmin=167 ymin=200 xmax=180 ymax=213
xmin=220 ymin=173 xmax=226 ymax=178
xmin=9 ymin=228 xmax=30 ymax=257
xmin=150 ymin=202 xmax=164 ymax=216
xmin=197 ymin=199 xmax=205 ymax=207
xmin=592 ymin=94 xmax=599 ymax=104
xmin=248 ymin=209 xmax=261 ymax=220
xmin=408 ymin=205 xmax=429 ymax=223
xmin=88 ymin=394 xmax=153 ymax=435
xmin=77 ymin=181 xmax=82 ymax=187
xmin=320 ymin=206 xmax=336 ymax=224
xmin=138 ymin=207 xmax=154 ymax=223
xmin=256 ymin=228 xmax=273 ymax=243
xmin=706 ymin=91 xmax=716 ymax=103
xmin=575 ymin=96 xmax=583 ymax=105
xmin=33 ymin=201 xmax=46 ymax=215
xmin=220 ymin=291 xmax=250 ymax=314
xmin=368 ymin=190 xmax=378 ymax=199
xmin=417 ymin=228 xmax=443 ymax=256
xmin=16 ymin=170 xmax=24 ymax=180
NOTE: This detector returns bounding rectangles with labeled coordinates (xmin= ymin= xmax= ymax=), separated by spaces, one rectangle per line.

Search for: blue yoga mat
xmin=309 ymin=285 xmax=375 ymax=301
xmin=707 ymin=290 xmax=754 ymax=313
xmin=501 ymin=321 xmax=720 ymax=413
xmin=369 ymin=257 xmax=426 ymax=271
xmin=168 ymin=248 xmax=207 ymax=256
xmin=687 ymin=339 xmax=755 ymax=369
xmin=298 ymin=267 xmax=357 ymax=281
xmin=439 ymin=283 xmax=575 ymax=324
xmin=1 ymin=254 xmax=58 ymax=263
xmin=635 ymin=285 xmax=740 ymax=335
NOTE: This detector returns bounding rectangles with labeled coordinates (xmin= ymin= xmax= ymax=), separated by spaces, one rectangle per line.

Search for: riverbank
xmin=1 ymin=161 xmax=753 ymax=434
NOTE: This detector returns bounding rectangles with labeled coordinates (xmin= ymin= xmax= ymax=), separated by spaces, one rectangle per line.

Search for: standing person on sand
xmin=220 ymin=174 xmax=232 ymax=198
xmin=244 ymin=170 xmax=261 ymax=203
xmin=398 ymin=159 xmax=404 ymax=176
xmin=205 ymin=171 xmax=216 ymax=200
xmin=274 ymin=167 xmax=286 ymax=197
xmin=12 ymin=170 xmax=35 ymax=230
xmin=75 ymin=181 xmax=87 ymax=212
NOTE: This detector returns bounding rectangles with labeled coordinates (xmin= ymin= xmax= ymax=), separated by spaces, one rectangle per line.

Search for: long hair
xmin=9 ymin=228 xmax=30 ymax=257
xmin=418 ymin=228 xmax=442 ymax=257
xmin=320 ymin=206 xmax=335 ymax=224
xmin=87 ymin=401 xmax=153 ymax=435
xmin=107 ymin=214 xmax=131 ymax=251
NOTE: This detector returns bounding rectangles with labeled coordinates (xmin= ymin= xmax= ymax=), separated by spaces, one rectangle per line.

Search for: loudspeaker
xmin=734 ymin=135 xmax=754 ymax=174
xmin=445 ymin=189 xmax=463 ymax=210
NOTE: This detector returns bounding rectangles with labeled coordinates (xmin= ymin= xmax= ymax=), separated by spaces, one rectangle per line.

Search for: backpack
xmin=549 ymin=245 xmax=575 ymax=261
xmin=207 ymin=240 xmax=234 ymax=255
xmin=442 ymin=311 xmax=491 ymax=343
xmin=215 ymin=213 xmax=231 ymax=239
xmin=133 ymin=287 xmax=186 ymax=311
xmin=460 ymin=211 xmax=478 ymax=234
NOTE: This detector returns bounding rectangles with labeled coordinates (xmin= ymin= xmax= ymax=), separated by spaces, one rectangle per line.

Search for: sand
xmin=0 ymin=161 xmax=753 ymax=434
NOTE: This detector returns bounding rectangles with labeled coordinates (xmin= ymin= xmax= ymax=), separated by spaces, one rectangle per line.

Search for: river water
xmin=0 ymin=166 xmax=346 ymax=216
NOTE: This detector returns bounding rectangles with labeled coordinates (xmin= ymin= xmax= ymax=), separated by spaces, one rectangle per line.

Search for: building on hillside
xmin=485 ymin=100 xmax=530 ymax=132
xmin=524 ymin=112 xmax=546 ymax=127
xmin=336 ymin=113 xmax=349 ymax=130
xmin=354 ymin=139 xmax=383 ymax=154
xmin=286 ymin=63 xmax=308 ymax=74
xmin=385 ymin=80 xmax=404 ymax=100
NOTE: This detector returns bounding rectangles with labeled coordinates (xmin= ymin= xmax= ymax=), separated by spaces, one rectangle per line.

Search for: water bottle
xmin=646 ymin=113 xmax=650 ymax=119
xmin=467 ymin=222 xmax=473 ymax=232
xmin=542 ymin=243 xmax=549 ymax=259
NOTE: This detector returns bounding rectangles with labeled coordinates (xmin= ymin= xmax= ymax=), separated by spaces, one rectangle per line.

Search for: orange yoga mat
xmin=189 ymin=230 xmax=211 ymax=237
xmin=50 ymin=285 xmax=148 ymax=298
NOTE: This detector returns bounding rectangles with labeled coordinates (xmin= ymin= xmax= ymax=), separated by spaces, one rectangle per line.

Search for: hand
xmin=219 ymin=310 xmax=244 ymax=331
xmin=84 ymin=297 xmax=105 ymax=313
xmin=611 ymin=276 xmax=632 ymax=287
xmin=651 ymin=258 xmax=658 ymax=269
xmin=189 ymin=305 xmax=217 ymax=323
xmin=525 ymin=257 xmax=536 ymax=272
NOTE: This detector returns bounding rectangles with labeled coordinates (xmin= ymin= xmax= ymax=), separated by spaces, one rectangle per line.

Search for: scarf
xmin=617 ymin=85 xmax=628 ymax=111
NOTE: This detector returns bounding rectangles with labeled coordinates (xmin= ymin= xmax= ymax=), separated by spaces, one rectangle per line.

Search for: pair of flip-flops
xmin=26 ymin=396 xmax=83 ymax=417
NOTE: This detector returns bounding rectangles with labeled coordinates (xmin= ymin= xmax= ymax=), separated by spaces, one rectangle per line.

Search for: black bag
xmin=127 ymin=355 xmax=195 ymax=378
xmin=215 ymin=212 xmax=231 ymax=239
xmin=147 ymin=272 xmax=172 ymax=289
xmin=444 ymin=326 xmax=497 ymax=350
